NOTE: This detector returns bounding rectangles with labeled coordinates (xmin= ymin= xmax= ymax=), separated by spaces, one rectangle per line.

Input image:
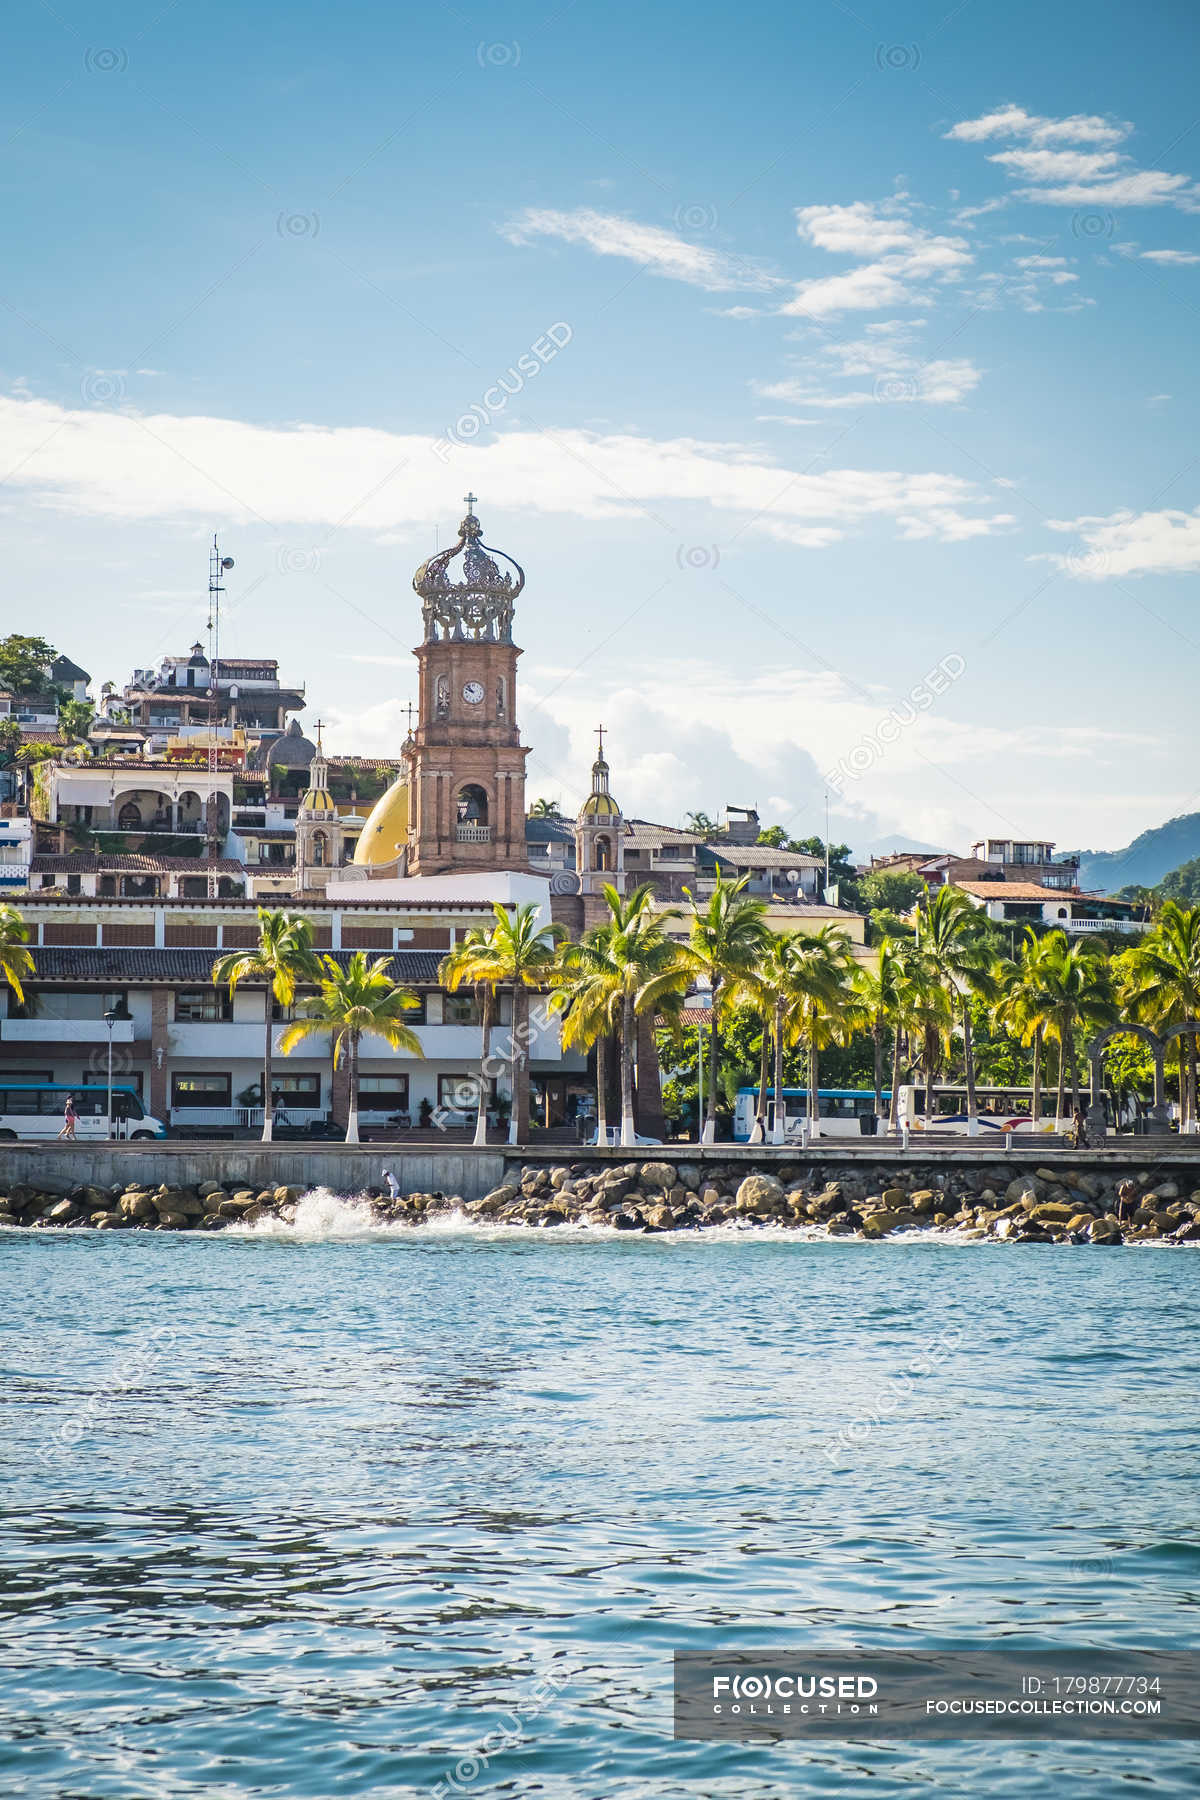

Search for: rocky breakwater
xmin=465 ymin=1159 xmax=1200 ymax=1245
xmin=3 ymin=1161 xmax=1200 ymax=1244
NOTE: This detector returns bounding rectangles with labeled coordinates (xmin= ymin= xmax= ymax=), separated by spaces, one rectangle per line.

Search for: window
xmin=358 ymin=1074 xmax=409 ymax=1112
xmin=444 ymin=992 xmax=481 ymax=1026
xmin=4 ymin=1069 xmax=54 ymax=1085
xmin=174 ymin=990 xmax=233 ymax=1022
xmin=439 ymin=1073 xmax=491 ymax=1110
xmin=83 ymin=1070 xmax=144 ymax=1099
xmin=172 ymin=1072 xmax=231 ymax=1108
xmin=272 ymin=1074 xmax=321 ymax=1105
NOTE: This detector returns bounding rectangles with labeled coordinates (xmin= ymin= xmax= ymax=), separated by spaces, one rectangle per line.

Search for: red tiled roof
xmin=32 ymin=853 xmax=245 ymax=874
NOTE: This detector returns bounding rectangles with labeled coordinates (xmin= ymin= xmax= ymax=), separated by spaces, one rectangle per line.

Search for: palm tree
xmin=279 ymin=953 xmax=423 ymax=1144
xmin=551 ymin=940 xmax=622 ymax=1144
xmin=440 ymin=926 xmax=503 ymax=1146
xmin=1116 ymin=900 xmax=1200 ymax=1131
xmin=728 ymin=933 xmax=792 ymax=1143
xmin=0 ymin=903 xmax=35 ymax=1006
xmin=992 ymin=928 xmax=1055 ymax=1131
xmin=1024 ymin=931 xmax=1114 ymax=1123
xmin=474 ymin=902 xmax=565 ymax=1143
xmin=786 ymin=924 xmax=861 ymax=1138
xmin=855 ymin=932 xmax=907 ymax=1121
xmin=679 ymin=871 xmax=770 ymax=1142
xmin=528 ymin=797 xmax=563 ymax=819
xmin=553 ymin=884 xmax=684 ymax=1146
xmin=892 ymin=940 xmax=954 ymax=1126
xmin=212 ymin=909 xmax=320 ymax=1141
xmin=918 ymin=885 xmax=999 ymax=1132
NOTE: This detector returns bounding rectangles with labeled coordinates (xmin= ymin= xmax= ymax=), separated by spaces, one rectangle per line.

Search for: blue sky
xmin=2 ymin=0 xmax=1198 ymax=856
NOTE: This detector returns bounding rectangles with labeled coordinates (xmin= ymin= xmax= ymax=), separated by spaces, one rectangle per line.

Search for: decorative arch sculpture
xmin=1160 ymin=1022 xmax=1200 ymax=1135
xmin=1086 ymin=1023 xmax=1167 ymax=1136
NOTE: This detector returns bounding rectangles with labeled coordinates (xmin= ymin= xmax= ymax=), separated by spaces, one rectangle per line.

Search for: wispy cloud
xmin=1138 ymin=248 xmax=1200 ymax=264
xmin=1046 ymin=507 xmax=1200 ymax=578
xmin=0 ymin=390 xmax=1012 ymax=548
xmin=785 ymin=202 xmax=973 ymax=318
xmin=945 ymin=106 xmax=1131 ymax=148
xmin=500 ymin=207 xmax=778 ymax=291
xmin=947 ymin=104 xmax=1200 ymax=212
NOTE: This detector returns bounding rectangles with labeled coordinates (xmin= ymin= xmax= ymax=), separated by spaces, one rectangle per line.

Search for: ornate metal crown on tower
xmin=413 ymin=495 xmax=525 ymax=644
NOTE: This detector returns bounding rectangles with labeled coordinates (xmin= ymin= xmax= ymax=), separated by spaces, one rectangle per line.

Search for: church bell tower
xmin=406 ymin=497 xmax=530 ymax=875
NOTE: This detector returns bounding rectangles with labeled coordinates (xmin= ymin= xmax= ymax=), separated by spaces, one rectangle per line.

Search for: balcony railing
xmin=1064 ymin=917 xmax=1148 ymax=935
xmin=169 ymin=1105 xmax=327 ymax=1129
xmin=1 ymin=1018 xmax=136 ymax=1043
xmin=456 ymin=823 xmax=492 ymax=843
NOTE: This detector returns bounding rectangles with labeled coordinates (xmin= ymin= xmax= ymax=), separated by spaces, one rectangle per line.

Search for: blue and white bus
xmin=733 ymin=1086 xmax=887 ymax=1141
xmin=0 ymin=1083 xmax=167 ymax=1141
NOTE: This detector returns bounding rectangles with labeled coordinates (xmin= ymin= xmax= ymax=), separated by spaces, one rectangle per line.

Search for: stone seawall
xmin=2 ymin=1142 xmax=1199 ymax=1243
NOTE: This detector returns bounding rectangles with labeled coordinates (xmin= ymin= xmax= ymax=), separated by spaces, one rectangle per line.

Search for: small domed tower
xmin=576 ymin=726 xmax=625 ymax=915
xmin=294 ymin=722 xmax=345 ymax=893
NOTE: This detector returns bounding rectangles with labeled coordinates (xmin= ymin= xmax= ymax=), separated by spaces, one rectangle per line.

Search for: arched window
xmin=117 ymin=801 xmax=142 ymax=829
xmin=457 ymin=784 xmax=489 ymax=824
xmin=496 ymin=676 xmax=506 ymax=718
xmin=595 ymin=834 xmax=612 ymax=871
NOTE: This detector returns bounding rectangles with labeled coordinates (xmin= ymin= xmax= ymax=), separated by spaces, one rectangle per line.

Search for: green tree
xmin=1028 ymin=931 xmax=1115 ymax=1122
xmin=280 ymin=953 xmax=423 ymax=1144
xmin=528 ymin=797 xmax=563 ymax=819
xmin=439 ymin=926 xmax=504 ymax=1146
xmin=0 ymin=903 xmax=35 ymax=1005
xmin=554 ymin=883 xmax=684 ymax=1145
xmin=212 ymin=909 xmax=321 ymax=1142
xmin=59 ymin=699 xmax=94 ymax=747
xmin=467 ymin=902 xmax=565 ymax=1143
xmin=992 ymin=927 xmax=1058 ymax=1127
xmin=685 ymin=810 xmax=721 ymax=839
xmin=855 ymin=933 xmax=907 ymax=1117
xmin=1116 ymin=900 xmax=1200 ymax=1130
xmin=678 ymin=871 xmax=770 ymax=1141
xmin=0 ymin=635 xmax=57 ymax=697
xmin=785 ymin=924 xmax=862 ymax=1135
xmin=856 ymin=867 xmax=925 ymax=915
xmin=0 ymin=719 xmax=22 ymax=767
xmin=918 ymin=885 xmax=1001 ymax=1128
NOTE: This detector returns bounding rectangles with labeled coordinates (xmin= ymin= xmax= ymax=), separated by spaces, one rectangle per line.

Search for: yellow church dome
xmin=353 ymin=773 xmax=411 ymax=867
xmin=299 ymin=785 xmax=337 ymax=813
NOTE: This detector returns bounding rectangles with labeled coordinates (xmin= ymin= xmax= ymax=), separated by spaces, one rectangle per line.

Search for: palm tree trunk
xmin=750 ymin=1014 xmax=770 ymax=1143
xmin=1031 ymin=1026 xmax=1043 ymax=1133
xmin=888 ymin=1025 xmax=903 ymax=1132
xmin=923 ymin=1029 xmax=936 ymax=1121
xmin=261 ymin=991 xmax=274 ymax=1143
xmin=1068 ymin=1024 xmax=1080 ymax=1115
xmin=1054 ymin=1035 xmax=1066 ymax=1126
xmin=808 ymin=1031 xmax=820 ymax=1137
xmin=508 ymin=984 xmax=524 ymax=1145
xmin=872 ymin=1019 xmax=883 ymax=1117
xmin=772 ymin=995 xmax=786 ymax=1144
xmin=474 ymin=985 xmax=493 ymax=1146
xmin=619 ymin=987 xmax=637 ymax=1147
xmin=595 ymin=1031 xmax=608 ymax=1145
xmin=703 ymin=979 xmax=719 ymax=1144
xmin=344 ymin=1031 xmax=360 ymax=1144
xmin=962 ymin=999 xmax=978 ymax=1133
xmin=1186 ymin=1035 xmax=1197 ymax=1133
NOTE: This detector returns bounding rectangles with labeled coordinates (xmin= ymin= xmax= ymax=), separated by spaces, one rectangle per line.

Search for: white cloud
xmin=945 ymin=106 xmax=1130 ymax=148
xmin=990 ymin=148 xmax=1123 ymax=181
xmin=0 ymin=390 xmax=1009 ymax=548
xmin=1046 ymin=507 xmax=1200 ymax=578
xmin=1016 ymin=171 xmax=1197 ymax=208
xmin=785 ymin=202 xmax=972 ymax=318
xmin=1139 ymin=249 xmax=1200 ymax=264
xmin=755 ymin=355 xmax=981 ymax=408
xmin=947 ymin=104 xmax=1200 ymax=212
xmin=500 ymin=207 xmax=778 ymax=291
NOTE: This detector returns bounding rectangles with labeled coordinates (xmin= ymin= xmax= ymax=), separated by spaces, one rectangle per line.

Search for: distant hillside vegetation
xmin=1070 ymin=813 xmax=1200 ymax=893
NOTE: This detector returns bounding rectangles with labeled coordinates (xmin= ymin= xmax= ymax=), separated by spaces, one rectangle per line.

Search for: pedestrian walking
xmin=58 ymin=1094 xmax=77 ymax=1140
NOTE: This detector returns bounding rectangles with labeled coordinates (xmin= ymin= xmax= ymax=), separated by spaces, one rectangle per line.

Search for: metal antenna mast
xmin=206 ymin=535 xmax=234 ymax=894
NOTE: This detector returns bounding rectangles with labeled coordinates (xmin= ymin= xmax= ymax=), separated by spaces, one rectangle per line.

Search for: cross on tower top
xmin=596 ymin=723 xmax=605 ymax=758
xmin=463 ymin=492 xmax=478 ymax=515
xmin=403 ymin=700 xmax=418 ymax=735
xmin=314 ymin=718 xmax=324 ymax=752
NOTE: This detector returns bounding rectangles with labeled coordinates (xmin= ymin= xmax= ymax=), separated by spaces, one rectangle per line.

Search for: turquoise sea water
xmin=2 ymin=1197 xmax=1198 ymax=1798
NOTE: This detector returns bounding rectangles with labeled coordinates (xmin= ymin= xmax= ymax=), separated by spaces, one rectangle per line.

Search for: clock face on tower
xmin=462 ymin=680 xmax=485 ymax=705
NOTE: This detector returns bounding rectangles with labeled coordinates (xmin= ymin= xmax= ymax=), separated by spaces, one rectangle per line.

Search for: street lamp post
xmin=103 ymin=1008 xmax=118 ymax=1139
